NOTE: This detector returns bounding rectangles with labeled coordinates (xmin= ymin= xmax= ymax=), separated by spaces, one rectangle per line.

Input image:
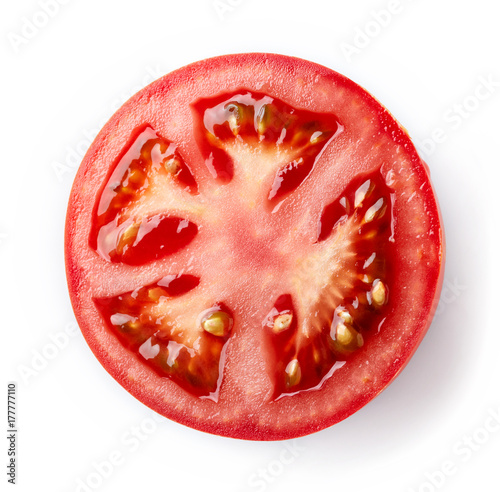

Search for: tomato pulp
xmin=65 ymin=53 xmax=444 ymax=440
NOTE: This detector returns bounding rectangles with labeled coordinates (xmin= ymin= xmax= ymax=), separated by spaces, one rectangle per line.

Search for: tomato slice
xmin=65 ymin=53 xmax=444 ymax=440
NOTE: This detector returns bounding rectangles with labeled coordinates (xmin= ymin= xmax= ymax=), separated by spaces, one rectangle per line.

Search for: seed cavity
xmin=285 ymin=359 xmax=301 ymax=387
xmin=273 ymin=313 xmax=293 ymax=333
xmin=371 ymin=280 xmax=387 ymax=307
xmin=201 ymin=310 xmax=233 ymax=337
xmin=269 ymin=168 xmax=393 ymax=397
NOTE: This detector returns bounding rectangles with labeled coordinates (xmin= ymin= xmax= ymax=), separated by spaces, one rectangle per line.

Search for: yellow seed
xmin=285 ymin=359 xmax=301 ymax=387
xmin=116 ymin=223 xmax=139 ymax=254
xmin=207 ymin=132 xmax=219 ymax=144
xmin=356 ymin=333 xmax=364 ymax=347
xmin=148 ymin=287 xmax=167 ymax=302
xmin=337 ymin=309 xmax=353 ymax=324
xmin=290 ymin=130 xmax=307 ymax=147
xmin=256 ymin=105 xmax=271 ymax=135
xmin=127 ymin=320 xmax=140 ymax=331
xmin=312 ymin=348 xmax=321 ymax=364
xmin=310 ymin=131 xmax=324 ymax=144
xmin=163 ymin=157 xmax=181 ymax=174
xmin=202 ymin=311 xmax=233 ymax=337
xmin=363 ymin=230 xmax=378 ymax=239
xmin=122 ymin=223 xmax=139 ymax=242
xmin=364 ymin=198 xmax=386 ymax=223
xmin=257 ymin=115 xmax=267 ymax=134
xmin=273 ymin=313 xmax=293 ymax=333
xmin=227 ymin=114 xmax=240 ymax=136
xmin=355 ymin=190 xmax=366 ymax=208
xmin=120 ymin=186 xmax=135 ymax=197
xmin=354 ymin=180 xmax=372 ymax=208
xmin=336 ymin=323 xmax=353 ymax=345
xmin=127 ymin=168 xmax=145 ymax=186
xmin=335 ymin=323 xmax=364 ymax=349
xmin=188 ymin=358 xmax=198 ymax=374
xmin=360 ymin=274 xmax=373 ymax=284
xmin=371 ymin=280 xmax=387 ymax=306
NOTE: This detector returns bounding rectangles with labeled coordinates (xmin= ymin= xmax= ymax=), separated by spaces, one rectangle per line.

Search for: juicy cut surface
xmin=91 ymin=91 xmax=393 ymax=400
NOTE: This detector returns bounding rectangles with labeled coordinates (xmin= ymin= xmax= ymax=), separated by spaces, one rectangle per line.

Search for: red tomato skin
xmin=65 ymin=53 xmax=445 ymax=440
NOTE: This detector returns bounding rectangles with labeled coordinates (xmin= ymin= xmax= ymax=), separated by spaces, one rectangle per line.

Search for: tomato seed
xmin=148 ymin=287 xmax=167 ymax=302
xmin=371 ymin=280 xmax=387 ymax=306
xmin=332 ymin=322 xmax=364 ymax=352
xmin=202 ymin=311 xmax=233 ymax=337
xmin=364 ymin=197 xmax=386 ymax=223
xmin=162 ymin=157 xmax=181 ymax=175
xmin=273 ymin=313 xmax=293 ymax=333
xmin=285 ymin=359 xmax=301 ymax=388
xmin=335 ymin=323 xmax=353 ymax=345
xmin=337 ymin=309 xmax=353 ymax=324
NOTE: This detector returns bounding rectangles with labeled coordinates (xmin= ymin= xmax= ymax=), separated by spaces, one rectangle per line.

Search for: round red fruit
xmin=65 ymin=53 xmax=444 ymax=440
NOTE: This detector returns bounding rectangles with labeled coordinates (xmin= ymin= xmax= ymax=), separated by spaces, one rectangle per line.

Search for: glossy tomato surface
xmin=65 ymin=53 xmax=444 ymax=440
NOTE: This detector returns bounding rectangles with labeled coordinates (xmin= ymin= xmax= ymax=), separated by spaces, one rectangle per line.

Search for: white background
xmin=2 ymin=1 xmax=499 ymax=491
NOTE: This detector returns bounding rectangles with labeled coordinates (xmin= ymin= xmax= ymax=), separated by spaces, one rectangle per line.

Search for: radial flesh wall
xmin=65 ymin=53 xmax=444 ymax=440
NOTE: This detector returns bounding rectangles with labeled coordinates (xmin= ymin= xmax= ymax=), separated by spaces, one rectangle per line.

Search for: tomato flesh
xmin=65 ymin=54 xmax=444 ymax=440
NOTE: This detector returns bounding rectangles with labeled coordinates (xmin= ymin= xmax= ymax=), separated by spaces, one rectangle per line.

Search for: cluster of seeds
xmin=266 ymin=171 xmax=392 ymax=394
